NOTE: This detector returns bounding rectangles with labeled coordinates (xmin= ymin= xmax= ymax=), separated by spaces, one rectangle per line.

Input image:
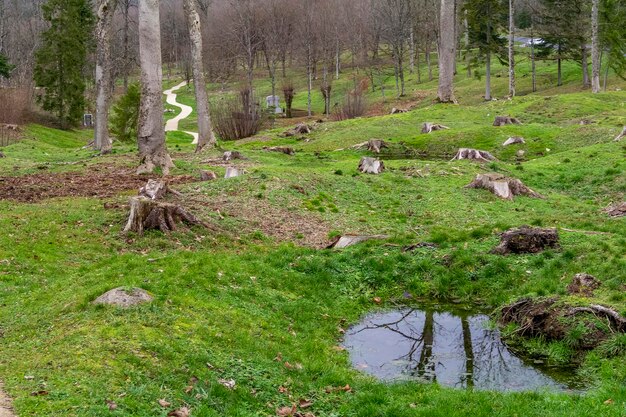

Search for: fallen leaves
xmin=158 ymin=399 xmax=172 ymax=408
xmin=325 ymin=385 xmax=352 ymax=394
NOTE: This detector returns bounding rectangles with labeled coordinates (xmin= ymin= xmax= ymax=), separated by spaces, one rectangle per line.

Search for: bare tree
xmin=438 ymin=0 xmax=456 ymax=102
xmin=94 ymin=0 xmax=118 ymax=154
xmin=137 ymin=0 xmax=173 ymax=175
xmin=183 ymin=0 xmax=216 ymax=151
xmin=591 ymin=0 xmax=600 ymax=93
xmin=376 ymin=0 xmax=412 ymax=97
xmin=508 ymin=0 xmax=515 ymax=97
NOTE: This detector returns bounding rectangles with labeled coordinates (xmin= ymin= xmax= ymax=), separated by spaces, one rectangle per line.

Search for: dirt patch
xmin=0 ymin=165 xmax=196 ymax=203
xmin=186 ymin=194 xmax=332 ymax=248
xmin=0 ymin=382 xmax=14 ymax=417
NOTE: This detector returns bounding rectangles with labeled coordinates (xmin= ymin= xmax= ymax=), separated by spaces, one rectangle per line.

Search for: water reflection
xmin=344 ymin=307 xmax=582 ymax=392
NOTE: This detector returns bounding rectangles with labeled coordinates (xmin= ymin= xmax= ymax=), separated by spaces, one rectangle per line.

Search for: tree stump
xmin=358 ymin=157 xmax=384 ymax=174
xmin=327 ymin=234 xmax=389 ymax=249
xmin=465 ymin=173 xmax=543 ymax=200
xmin=224 ymin=167 xmax=241 ymax=178
xmin=123 ymin=196 xmax=206 ymax=235
xmin=606 ymin=202 xmax=626 ymax=217
xmin=567 ymin=273 xmax=601 ymax=296
xmin=615 ymin=126 xmax=626 ymax=142
xmin=493 ymin=116 xmax=521 ymax=126
xmin=451 ymin=148 xmax=496 ymax=162
xmin=264 ymin=146 xmax=295 ymax=156
xmin=285 ymin=123 xmax=311 ymax=137
xmin=421 ymin=122 xmax=449 ymax=134
xmin=199 ymin=170 xmax=217 ymax=181
xmin=366 ymin=139 xmax=387 ymax=153
xmin=390 ymin=107 xmax=408 ymax=114
xmin=491 ymin=226 xmax=559 ymax=255
xmin=503 ymin=136 xmax=525 ymax=146
xmin=223 ymin=151 xmax=245 ymax=161
xmin=139 ymin=179 xmax=169 ymax=200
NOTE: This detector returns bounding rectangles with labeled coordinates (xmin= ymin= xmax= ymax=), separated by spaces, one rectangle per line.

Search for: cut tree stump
xmin=421 ymin=122 xmax=450 ymax=134
xmin=567 ymin=273 xmax=601 ymax=296
xmin=451 ymin=148 xmax=496 ymax=162
xmin=491 ymin=226 xmax=559 ymax=255
xmin=390 ymin=107 xmax=408 ymax=114
xmin=606 ymin=202 xmax=626 ymax=217
xmin=139 ymin=179 xmax=168 ymax=200
xmin=358 ymin=157 xmax=384 ymax=174
xmin=493 ymin=116 xmax=521 ymax=126
xmin=224 ymin=167 xmax=241 ymax=178
xmin=284 ymin=123 xmax=312 ymax=137
xmin=123 ymin=196 xmax=206 ymax=235
xmin=351 ymin=139 xmax=388 ymax=153
xmin=199 ymin=170 xmax=217 ymax=181
xmin=223 ymin=151 xmax=245 ymax=161
xmin=327 ymin=234 xmax=389 ymax=249
xmin=465 ymin=173 xmax=543 ymax=200
xmin=264 ymin=146 xmax=295 ymax=156
xmin=615 ymin=126 xmax=626 ymax=142
xmin=503 ymin=136 xmax=525 ymax=146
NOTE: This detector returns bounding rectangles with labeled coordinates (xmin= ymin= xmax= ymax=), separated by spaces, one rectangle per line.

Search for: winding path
xmin=163 ymin=81 xmax=198 ymax=144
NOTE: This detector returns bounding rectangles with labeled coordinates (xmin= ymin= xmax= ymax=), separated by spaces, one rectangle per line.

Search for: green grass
xmin=1 ymin=59 xmax=626 ymax=416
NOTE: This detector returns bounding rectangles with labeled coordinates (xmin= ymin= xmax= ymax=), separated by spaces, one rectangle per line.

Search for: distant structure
xmin=83 ymin=113 xmax=93 ymax=127
xmin=266 ymin=95 xmax=282 ymax=114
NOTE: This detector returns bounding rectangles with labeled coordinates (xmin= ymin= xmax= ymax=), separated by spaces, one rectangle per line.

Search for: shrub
xmin=332 ymin=87 xmax=367 ymax=121
xmin=212 ymin=88 xmax=264 ymax=140
xmin=110 ymin=83 xmax=140 ymax=142
xmin=0 ymin=87 xmax=32 ymax=125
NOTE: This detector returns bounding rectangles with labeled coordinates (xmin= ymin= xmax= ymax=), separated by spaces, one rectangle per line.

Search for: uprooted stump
xmin=493 ymin=116 xmax=521 ymax=126
xmin=327 ymin=234 xmax=389 ymax=249
xmin=352 ymin=139 xmax=388 ymax=153
xmin=264 ymin=146 xmax=295 ymax=156
xmin=615 ymin=126 xmax=626 ymax=142
xmin=284 ymin=123 xmax=312 ymax=137
xmin=358 ymin=157 xmax=384 ymax=174
xmin=503 ymin=136 xmax=525 ymax=146
xmin=451 ymin=148 xmax=496 ymax=162
xmin=421 ymin=122 xmax=450 ymax=134
xmin=500 ymin=297 xmax=626 ymax=350
xmin=465 ymin=173 xmax=543 ymax=200
xmin=223 ymin=151 xmax=245 ymax=161
xmin=491 ymin=226 xmax=559 ymax=255
xmin=567 ymin=273 xmax=601 ymax=296
xmin=93 ymin=287 xmax=153 ymax=307
xmin=123 ymin=197 xmax=206 ymax=235
xmin=606 ymin=202 xmax=626 ymax=217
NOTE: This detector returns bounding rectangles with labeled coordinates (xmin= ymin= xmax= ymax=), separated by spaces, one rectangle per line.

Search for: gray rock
xmin=93 ymin=287 xmax=153 ymax=307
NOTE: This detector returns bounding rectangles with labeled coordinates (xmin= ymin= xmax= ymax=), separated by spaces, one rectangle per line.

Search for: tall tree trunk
xmin=335 ymin=37 xmax=340 ymax=79
xmin=582 ymin=46 xmax=590 ymax=87
xmin=591 ymin=0 xmax=601 ymax=93
xmin=508 ymin=0 xmax=515 ymax=97
xmin=557 ymin=45 xmax=562 ymax=86
xmin=485 ymin=50 xmax=491 ymax=100
xmin=464 ymin=11 xmax=471 ymax=78
xmin=307 ymin=44 xmax=312 ymax=117
xmin=183 ymin=0 xmax=216 ymax=152
xmin=531 ymin=26 xmax=537 ymax=92
xmin=122 ymin=0 xmax=130 ymax=92
xmin=416 ymin=50 xmax=422 ymax=83
xmin=94 ymin=0 xmax=117 ymax=155
xmin=426 ymin=42 xmax=433 ymax=81
xmin=437 ymin=0 xmax=456 ymax=102
xmin=409 ymin=30 xmax=415 ymax=74
xmin=137 ymin=0 xmax=173 ymax=175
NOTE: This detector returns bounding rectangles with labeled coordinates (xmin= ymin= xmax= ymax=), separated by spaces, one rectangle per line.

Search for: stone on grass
xmin=567 ymin=273 xmax=601 ymax=296
xmin=327 ymin=235 xmax=389 ymax=249
xmin=93 ymin=287 xmax=153 ymax=307
xmin=606 ymin=202 xmax=626 ymax=218
xmin=225 ymin=167 xmax=241 ymax=178
xmin=491 ymin=226 xmax=560 ymax=255
xmin=503 ymin=136 xmax=525 ymax=146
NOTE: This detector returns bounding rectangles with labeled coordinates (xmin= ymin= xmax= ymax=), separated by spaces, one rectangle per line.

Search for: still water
xmin=343 ymin=306 xmax=583 ymax=392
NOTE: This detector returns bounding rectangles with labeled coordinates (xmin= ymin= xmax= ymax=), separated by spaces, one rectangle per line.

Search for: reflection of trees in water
xmin=471 ymin=319 xmax=514 ymax=387
xmin=461 ymin=317 xmax=474 ymax=388
xmin=414 ymin=310 xmax=436 ymax=382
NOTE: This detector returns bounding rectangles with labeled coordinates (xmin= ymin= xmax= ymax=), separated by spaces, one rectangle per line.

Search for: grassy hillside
xmin=0 ymin=64 xmax=625 ymax=417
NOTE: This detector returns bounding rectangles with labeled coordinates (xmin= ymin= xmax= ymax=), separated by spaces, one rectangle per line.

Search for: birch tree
xmin=508 ymin=0 xmax=515 ymax=97
xmin=590 ymin=0 xmax=600 ymax=93
xmin=183 ymin=0 xmax=216 ymax=151
xmin=137 ymin=0 xmax=173 ymax=175
xmin=94 ymin=0 xmax=117 ymax=154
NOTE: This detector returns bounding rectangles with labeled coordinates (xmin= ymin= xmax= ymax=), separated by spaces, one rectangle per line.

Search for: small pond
xmin=343 ymin=305 xmax=584 ymax=392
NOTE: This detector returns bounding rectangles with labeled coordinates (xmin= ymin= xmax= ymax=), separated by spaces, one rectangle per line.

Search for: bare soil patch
xmin=0 ymin=382 xmax=14 ymax=417
xmin=0 ymin=165 xmax=195 ymax=203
